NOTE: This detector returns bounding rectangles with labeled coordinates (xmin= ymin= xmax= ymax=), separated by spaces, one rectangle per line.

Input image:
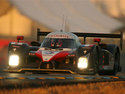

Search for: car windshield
xmin=41 ymin=38 xmax=76 ymax=48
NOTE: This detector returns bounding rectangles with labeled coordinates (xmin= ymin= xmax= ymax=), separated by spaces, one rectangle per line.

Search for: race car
xmin=7 ymin=28 xmax=122 ymax=75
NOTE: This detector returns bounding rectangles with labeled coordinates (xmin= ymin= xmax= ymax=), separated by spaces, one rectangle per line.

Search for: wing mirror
xmin=94 ymin=38 xmax=101 ymax=42
xmin=93 ymin=38 xmax=101 ymax=44
xmin=17 ymin=36 xmax=24 ymax=42
xmin=31 ymin=41 xmax=41 ymax=46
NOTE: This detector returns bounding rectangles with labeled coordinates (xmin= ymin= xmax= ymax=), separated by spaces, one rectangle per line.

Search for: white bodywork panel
xmin=42 ymin=50 xmax=60 ymax=61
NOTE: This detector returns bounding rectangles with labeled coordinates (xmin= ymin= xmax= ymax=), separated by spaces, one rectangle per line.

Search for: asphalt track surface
xmin=0 ymin=53 xmax=124 ymax=88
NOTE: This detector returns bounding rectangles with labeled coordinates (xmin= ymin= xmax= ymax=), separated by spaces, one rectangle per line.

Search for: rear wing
xmin=37 ymin=28 xmax=123 ymax=50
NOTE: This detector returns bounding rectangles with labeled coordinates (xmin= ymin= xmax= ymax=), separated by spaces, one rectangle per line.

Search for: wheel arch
xmin=107 ymin=44 xmax=121 ymax=73
xmin=107 ymin=44 xmax=120 ymax=55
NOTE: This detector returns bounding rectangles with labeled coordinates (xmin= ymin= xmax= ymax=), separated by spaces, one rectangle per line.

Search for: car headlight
xmin=9 ymin=55 xmax=19 ymax=66
xmin=77 ymin=57 xmax=88 ymax=69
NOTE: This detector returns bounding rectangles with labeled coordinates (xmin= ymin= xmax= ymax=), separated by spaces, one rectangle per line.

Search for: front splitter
xmin=4 ymin=68 xmax=76 ymax=74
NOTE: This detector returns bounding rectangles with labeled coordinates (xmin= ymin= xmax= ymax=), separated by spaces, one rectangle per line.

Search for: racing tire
xmin=109 ymin=51 xmax=120 ymax=75
xmin=99 ymin=45 xmax=120 ymax=75
xmin=107 ymin=45 xmax=120 ymax=75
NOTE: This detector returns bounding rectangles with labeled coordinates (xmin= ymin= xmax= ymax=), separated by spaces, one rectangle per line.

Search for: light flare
xmin=77 ymin=57 xmax=88 ymax=69
xmin=9 ymin=55 xmax=19 ymax=66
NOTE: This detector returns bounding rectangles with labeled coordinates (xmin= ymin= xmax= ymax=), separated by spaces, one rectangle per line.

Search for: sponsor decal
xmin=44 ymin=51 xmax=54 ymax=54
xmin=47 ymin=34 xmax=71 ymax=38
xmin=11 ymin=42 xmax=23 ymax=45
xmin=42 ymin=50 xmax=60 ymax=61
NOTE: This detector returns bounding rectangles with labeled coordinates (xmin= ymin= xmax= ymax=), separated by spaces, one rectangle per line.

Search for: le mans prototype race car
xmin=7 ymin=28 xmax=122 ymax=75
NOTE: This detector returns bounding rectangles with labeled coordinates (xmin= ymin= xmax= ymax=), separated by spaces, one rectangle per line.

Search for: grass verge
xmin=0 ymin=81 xmax=125 ymax=94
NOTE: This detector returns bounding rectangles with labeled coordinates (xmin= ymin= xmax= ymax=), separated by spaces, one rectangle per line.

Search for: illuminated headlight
xmin=77 ymin=57 xmax=88 ymax=69
xmin=9 ymin=55 xmax=19 ymax=66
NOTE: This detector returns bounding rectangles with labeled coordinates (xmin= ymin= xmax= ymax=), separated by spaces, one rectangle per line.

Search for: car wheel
xmin=110 ymin=52 xmax=120 ymax=75
xmin=99 ymin=50 xmax=120 ymax=75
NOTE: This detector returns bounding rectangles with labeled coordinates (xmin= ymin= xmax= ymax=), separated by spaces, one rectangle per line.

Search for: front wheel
xmin=99 ymin=51 xmax=120 ymax=75
xmin=110 ymin=52 xmax=120 ymax=75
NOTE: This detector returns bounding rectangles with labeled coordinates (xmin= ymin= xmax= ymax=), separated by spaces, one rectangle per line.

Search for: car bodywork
xmin=7 ymin=29 xmax=122 ymax=75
